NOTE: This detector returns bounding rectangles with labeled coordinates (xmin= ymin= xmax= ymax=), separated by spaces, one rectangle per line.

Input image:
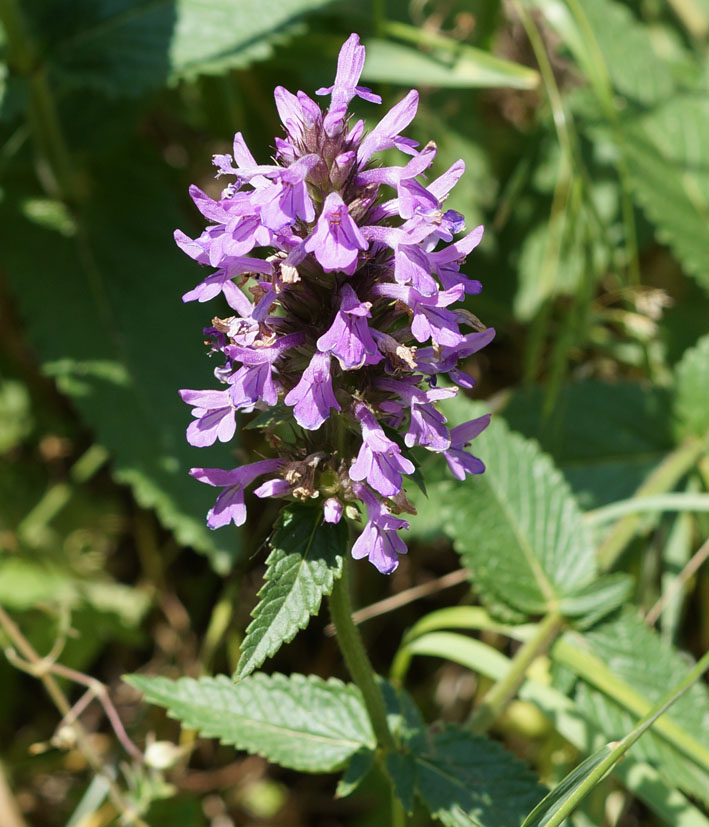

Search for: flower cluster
xmin=178 ymin=34 xmax=493 ymax=574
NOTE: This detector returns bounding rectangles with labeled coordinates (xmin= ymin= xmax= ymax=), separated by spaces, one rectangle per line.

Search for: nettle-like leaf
xmin=0 ymin=159 xmax=238 ymax=573
xmin=236 ymin=505 xmax=347 ymax=679
xmin=431 ymin=397 xmax=598 ymax=619
xmin=674 ymin=333 xmax=709 ymax=439
xmin=567 ymin=611 xmax=709 ymax=804
xmin=378 ymin=683 xmax=545 ymax=825
xmin=504 ymin=381 xmax=674 ymax=509
xmin=414 ymin=725 xmax=545 ymax=827
xmin=126 ymin=672 xmax=374 ymax=773
xmin=621 ymin=95 xmax=709 ymax=294
xmin=34 ymin=0 xmax=335 ymax=98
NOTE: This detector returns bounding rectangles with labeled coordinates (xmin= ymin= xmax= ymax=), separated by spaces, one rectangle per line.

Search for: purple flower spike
xmin=190 ymin=459 xmax=284 ymax=528
xmin=177 ymin=33 xmax=493 ymax=572
xmin=444 ymin=414 xmax=491 ymax=480
xmin=317 ymin=284 xmax=381 ymax=370
xmin=284 ymin=351 xmax=341 ymax=430
xmin=304 ymin=192 xmax=368 ymax=274
xmin=351 ymin=483 xmax=408 ymax=574
xmin=350 ymin=403 xmax=415 ymax=497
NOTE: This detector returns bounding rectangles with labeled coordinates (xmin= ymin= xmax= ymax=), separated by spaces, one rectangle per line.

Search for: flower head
xmin=178 ymin=33 xmax=492 ymax=573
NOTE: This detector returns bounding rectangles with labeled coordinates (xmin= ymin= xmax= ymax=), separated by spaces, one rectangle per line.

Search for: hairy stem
xmin=329 ymin=560 xmax=395 ymax=752
xmin=468 ymin=611 xmax=564 ymax=734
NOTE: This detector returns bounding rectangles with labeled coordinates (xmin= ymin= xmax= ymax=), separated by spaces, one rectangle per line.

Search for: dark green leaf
xmin=336 ymin=748 xmax=375 ymax=799
xmin=415 ymin=725 xmax=545 ymax=827
xmin=38 ymin=0 xmax=337 ymax=98
xmin=504 ymin=381 xmax=674 ymax=509
xmin=126 ymin=672 xmax=374 ymax=773
xmin=236 ymin=505 xmax=347 ymax=679
xmin=386 ymin=751 xmax=417 ymax=815
xmin=1 ymin=159 xmax=240 ymax=572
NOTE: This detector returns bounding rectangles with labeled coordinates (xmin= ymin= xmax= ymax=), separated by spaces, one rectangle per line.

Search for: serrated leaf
xmin=675 ymin=333 xmax=709 ymax=438
xmin=415 ymin=725 xmax=545 ymax=827
xmin=125 ymin=672 xmax=374 ymax=773
xmin=621 ymin=96 xmax=709 ymax=293
xmin=236 ymin=505 xmax=347 ymax=679
xmin=36 ymin=0 xmax=335 ymax=98
xmin=0 ymin=157 xmax=239 ymax=573
xmin=169 ymin=0 xmax=335 ymax=81
xmin=504 ymin=381 xmax=674 ymax=509
xmin=436 ymin=397 xmax=597 ymax=618
xmin=360 ymin=37 xmax=539 ymax=90
xmin=387 ymin=751 xmax=417 ymax=815
xmin=336 ymin=748 xmax=375 ymax=799
xmin=562 ymin=611 xmax=709 ymax=804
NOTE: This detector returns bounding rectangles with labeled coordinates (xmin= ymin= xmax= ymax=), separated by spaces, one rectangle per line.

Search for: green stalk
xmin=468 ymin=611 xmax=563 ymax=733
xmin=597 ymin=436 xmax=707 ymax=571
xmin=531 ymin=648 xmax=709 ymax=827
xmin=587 ymin=492 xmax=709 ymax=524
xmin=329 ymin=559 xmax=395 ymax=752
xmin=0 ymin=0 xmax=81 ymax=203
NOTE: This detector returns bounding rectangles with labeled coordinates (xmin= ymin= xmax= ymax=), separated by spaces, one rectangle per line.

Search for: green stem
xmin=587 ymin=492 xmax=709 ymax=524
xmin=329 ymin=559 xmax=395 ymax=752
xmin=0 ymin=0 xmax=81 ymax=202
xmin=537 ymin=647 xmax=709 ymax=827
xmin=468 ymin=611 xmax=563 ymax=734
xmin=597 ymin=436 xmax=707 ymax=571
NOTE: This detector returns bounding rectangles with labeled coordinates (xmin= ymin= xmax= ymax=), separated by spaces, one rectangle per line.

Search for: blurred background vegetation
xmin=0 ymin=0 xmax=708 ymax=825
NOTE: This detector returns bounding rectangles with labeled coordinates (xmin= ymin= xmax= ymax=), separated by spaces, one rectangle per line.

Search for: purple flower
xmin=251 ymin=155 xmax=319 ymax=230
xmin=226 ymin=332 xmax=305 ymax=409
xmin=316 ymin=284 xmax=382 ymax=370
xmin=349 ymin=403 xmax=415 ymax=497
xmin=179 ymin=388 xmax=236 ymax=447
xmin=417 ymin=328 xmax=496 ymax=388
xmin=351 ymin=483 xmax=408 ymax=574
xmin=190 ymin=459 xmax=284 ymax=528
xmin=303 ymin=192 xmax=368 ymax=274
xmin=357 ymin=142 xmax=438 ymax=220
xmin=373 ymin=283 xmax=465 ymax=347
xmin=284 ymin=351 xmax=341 ymax=430
xmin=444 ymin=415 xmax=491 ymax=480
xmin=357 ymin=90 xmax=420 ymax=165
xmin=323 ymin=497 xmax=344 ymax=524
xmin=181 ymin=257 xmax=273 ymax=309
xmin=316 ymin=33 xmax=382 ymax=110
